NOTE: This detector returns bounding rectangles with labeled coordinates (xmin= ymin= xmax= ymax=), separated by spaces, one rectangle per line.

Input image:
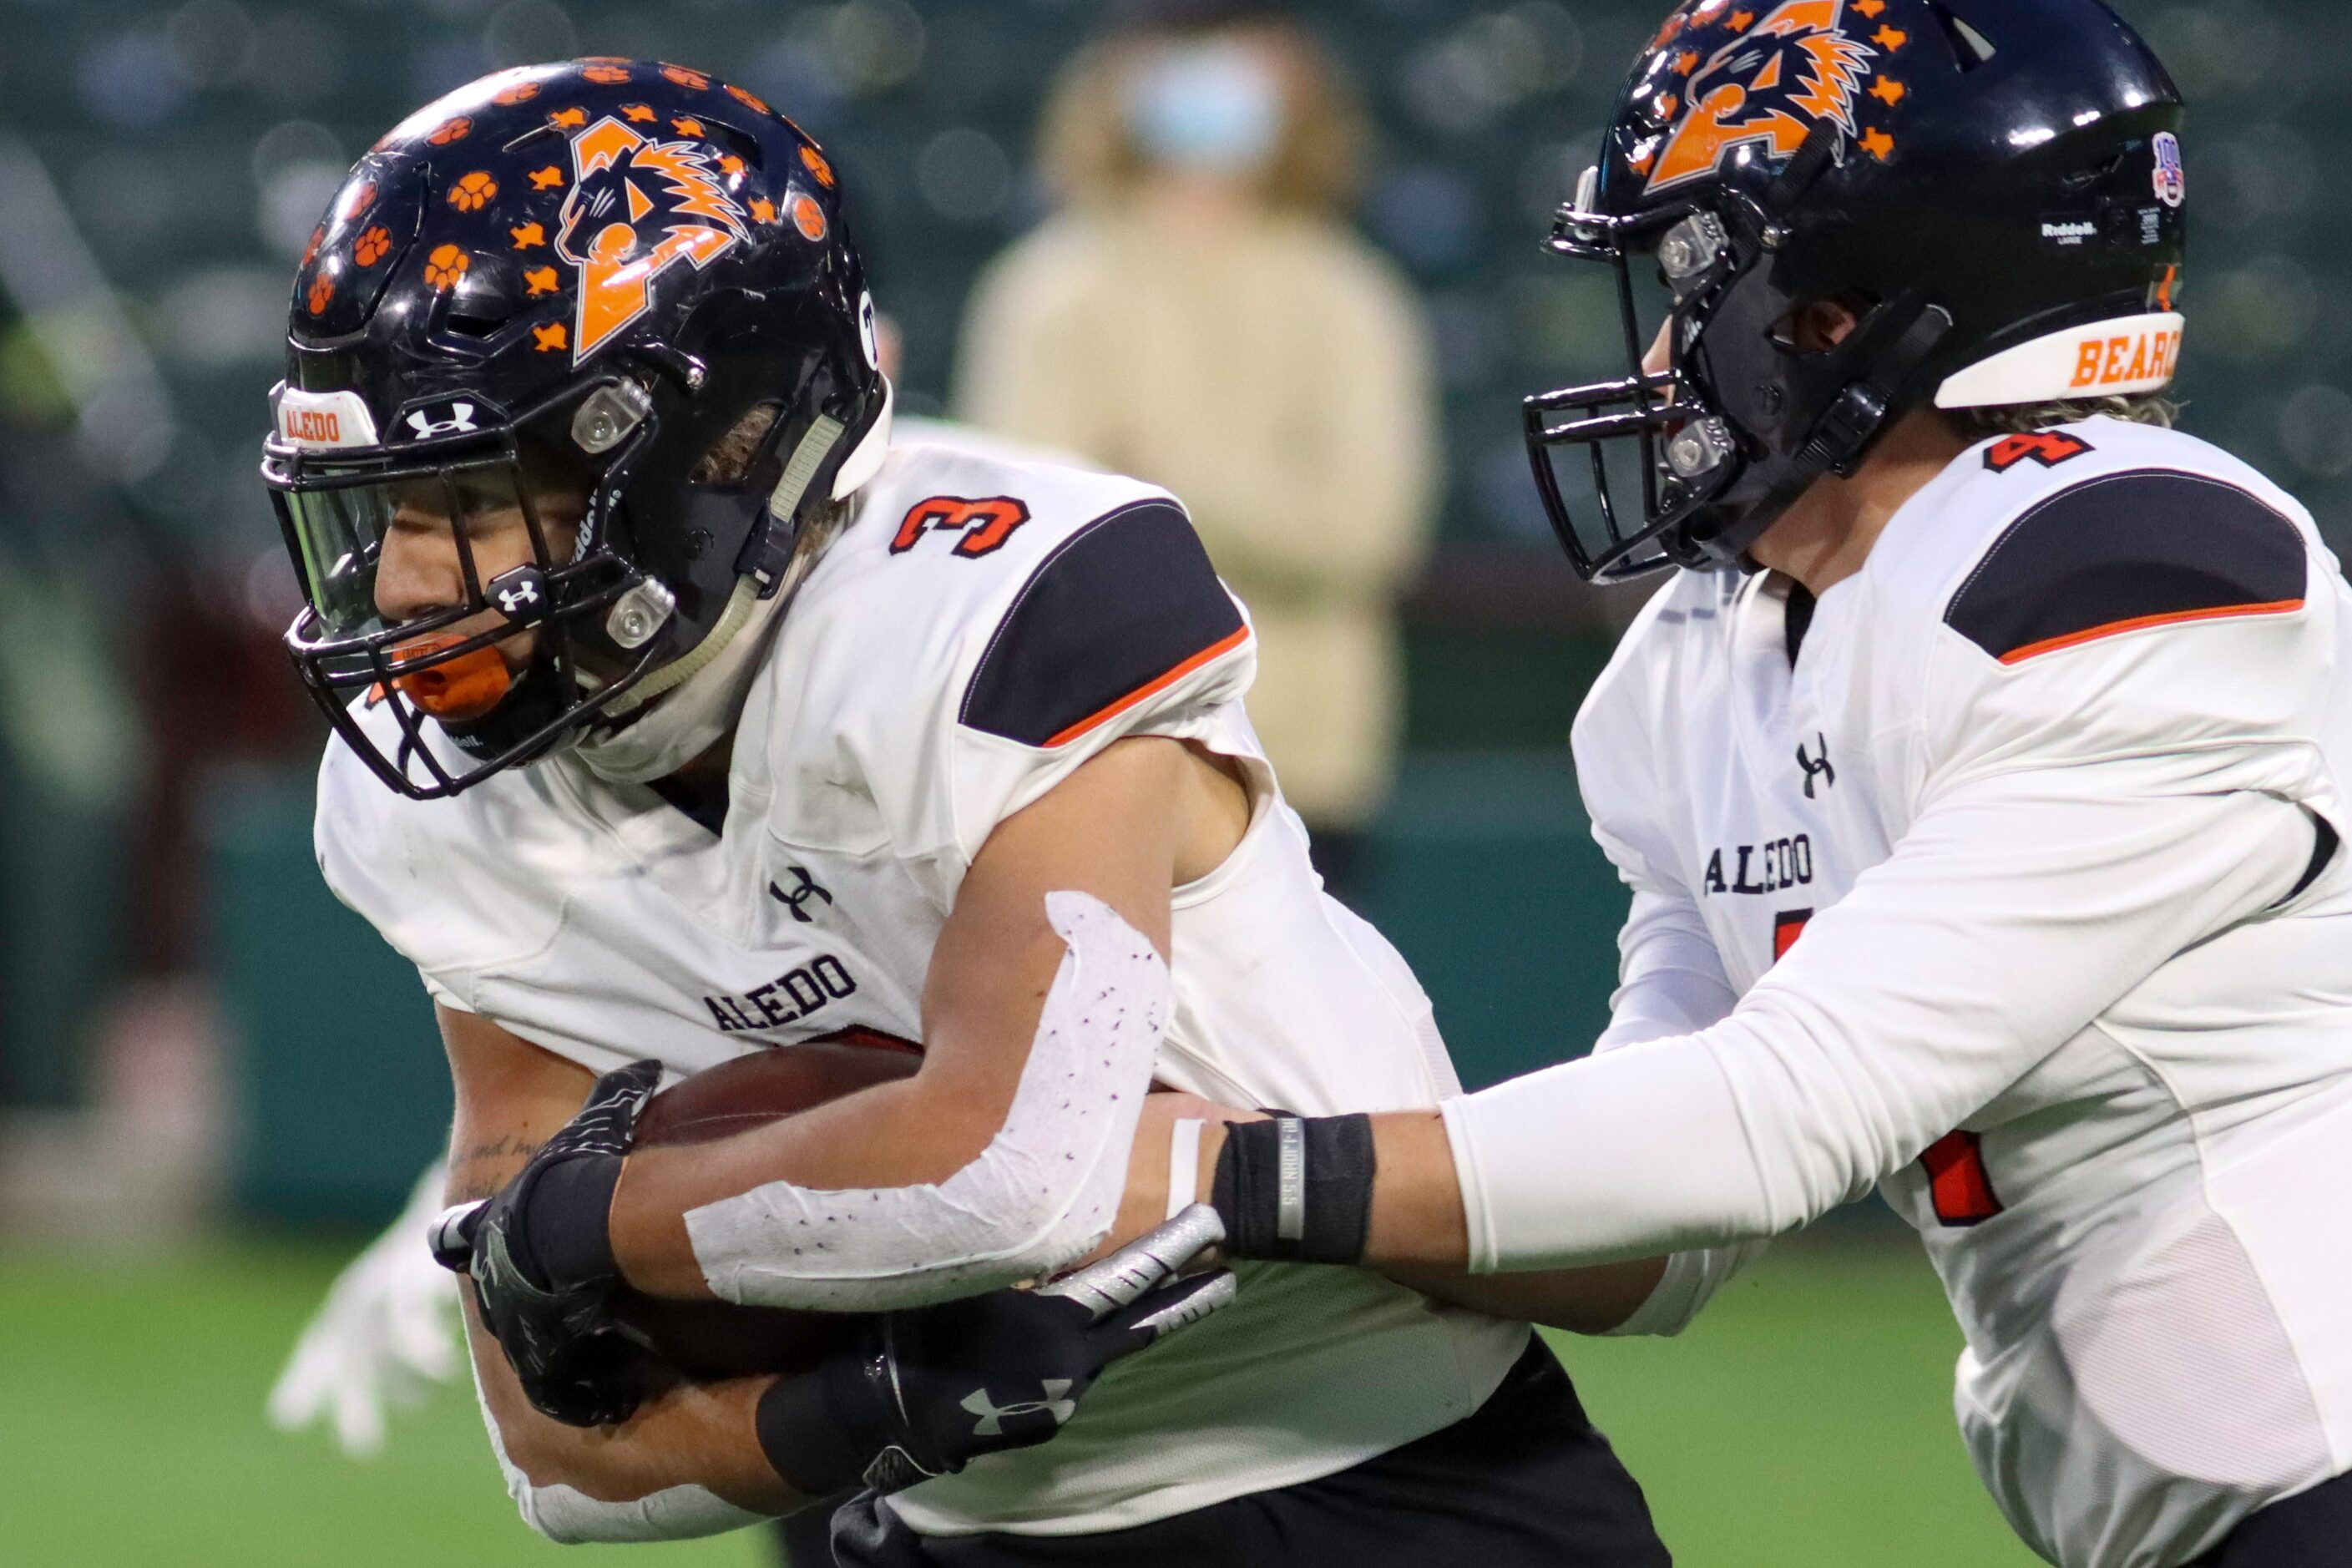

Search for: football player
xmin=267 ymin=61 xmax=1672 ymax=1565
xmin=1148 ymin=3 xmax=2352 ymax=1565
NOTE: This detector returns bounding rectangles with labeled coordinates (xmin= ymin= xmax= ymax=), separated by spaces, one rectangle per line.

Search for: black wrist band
xmin=755 ymin=1363 xmax=868 ymax=1498
xmin=529 ymin=1153 xmax=624 ymax=1289
xmin=1210 ymin=1114 xmax=1376 ymax=1264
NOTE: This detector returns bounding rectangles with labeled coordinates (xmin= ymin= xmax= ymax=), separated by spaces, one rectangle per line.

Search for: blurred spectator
xmin=954 ymin=0 xmax=1438 ymax=901
xmin=0 ymin=368 xmax=144 ymax=1111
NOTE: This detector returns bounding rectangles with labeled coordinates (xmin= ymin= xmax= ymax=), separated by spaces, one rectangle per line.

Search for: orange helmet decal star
xmin=1647 ymin=0 xmax=1880 ymax=194
xmin=554 ymin=116 xmax=752 ymax=366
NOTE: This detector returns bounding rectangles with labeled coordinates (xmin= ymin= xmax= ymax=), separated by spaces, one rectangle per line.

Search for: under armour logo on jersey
xmin=960 ymin=1379 xmax=1075 ymax=1438
xmin=403 ymin=401 xmax=481 ymax=440
xmin=1797 ymin=733 xmax=1836 ymax=797
xmin=767 ymin=866 xmax=833 ymax=923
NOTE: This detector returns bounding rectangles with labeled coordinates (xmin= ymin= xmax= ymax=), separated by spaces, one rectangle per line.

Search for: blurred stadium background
xmin=0 ymin=0 xmax=2336 ymax=1561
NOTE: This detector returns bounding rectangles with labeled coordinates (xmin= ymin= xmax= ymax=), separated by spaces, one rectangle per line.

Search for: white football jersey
xmin=316 ymin=440 xmax=1525 ymax=1537
xmin=1548 ymin=417 xmax=2352 ymax=1567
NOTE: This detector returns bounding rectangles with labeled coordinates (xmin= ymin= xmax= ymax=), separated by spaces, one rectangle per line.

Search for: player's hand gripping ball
xmin=756 ymin=1206 xmax=1237 ymax=1495
xmin=436 ymin=1060 xmax=660 ymax=1428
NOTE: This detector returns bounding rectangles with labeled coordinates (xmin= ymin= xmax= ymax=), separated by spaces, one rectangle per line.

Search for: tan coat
xmin=954 ymin=209 xmax=1439 ymax=826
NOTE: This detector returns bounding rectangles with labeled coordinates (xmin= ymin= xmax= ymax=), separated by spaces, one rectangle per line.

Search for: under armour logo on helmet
xmin=404 ymin=402 xmax=481 ymax=440
xmin=487 ymin=565 xmax=546 ymax=624
xmin=960 ymin=1380 xmax=1075 ymax=1439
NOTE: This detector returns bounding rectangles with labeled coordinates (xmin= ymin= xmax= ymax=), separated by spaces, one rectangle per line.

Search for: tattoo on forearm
xmin=449 ymin=1133 xmax=543 ymax=1201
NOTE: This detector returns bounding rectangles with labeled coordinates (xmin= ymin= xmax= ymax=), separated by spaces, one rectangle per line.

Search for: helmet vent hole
xmin=447 ymin=309 xmax=511 ymax=340
xmin=699 ymin=120 xmax=766 ymax=172
xmin=1926 ymin=3 xmax=1998 ymax=70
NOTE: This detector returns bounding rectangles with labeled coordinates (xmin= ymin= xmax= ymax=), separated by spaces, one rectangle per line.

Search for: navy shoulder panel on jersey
xmin=1944 ymin=469 xmax=2307 ymax=665
xmin=961 ymin=499 xmax=1247 ymax=749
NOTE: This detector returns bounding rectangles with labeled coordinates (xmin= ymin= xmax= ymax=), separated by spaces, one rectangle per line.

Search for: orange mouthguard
xmin=390 ymin=633 xmax=513 ymax=721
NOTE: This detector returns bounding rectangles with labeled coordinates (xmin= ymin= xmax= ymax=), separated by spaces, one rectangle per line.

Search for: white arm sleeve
xmin=468 ymin=1367 xmax=766 ymax=1545
xmin=685 ymin=892 xmax=1167 ymax=1309
xmin=1591 ymin=885 xmax=1768 ymax=1337
xmin=1444 ymin=777 xmax=2321 ymax=1272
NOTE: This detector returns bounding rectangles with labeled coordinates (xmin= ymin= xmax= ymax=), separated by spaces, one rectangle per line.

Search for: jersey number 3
xmin=893 ymin=495 xmax=1031 ymax=559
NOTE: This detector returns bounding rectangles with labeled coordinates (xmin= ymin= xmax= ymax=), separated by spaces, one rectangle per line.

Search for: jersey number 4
xmin=1774 ymin=908 xmax=2004 ymax=1227
xmin=893 ymin=495 xmax=1031 ymax=559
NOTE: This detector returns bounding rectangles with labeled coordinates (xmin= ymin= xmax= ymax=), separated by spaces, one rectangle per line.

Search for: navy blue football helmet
xmin=1526 ymin=0 xmax=2187 ymax=581
xmin=263 ymin=60 xmax=890 ymax=798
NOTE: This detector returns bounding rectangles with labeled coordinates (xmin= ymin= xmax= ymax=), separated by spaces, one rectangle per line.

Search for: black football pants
xmin=2191 ymin=1469 xmax=2352 ymax=1566
xmin=777 ymin=1337 xmax=1671 ymax=1567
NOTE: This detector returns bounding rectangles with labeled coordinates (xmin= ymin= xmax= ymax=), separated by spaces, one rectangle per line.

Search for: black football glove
xmin=429 ymin=1059 xmax=663 ymax=1428
xmin=756 ymin=1205 xmax=1237 ymax=1497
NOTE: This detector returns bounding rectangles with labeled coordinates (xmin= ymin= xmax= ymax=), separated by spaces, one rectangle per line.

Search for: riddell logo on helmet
xmin=2071 ymin=325 xmax=2182 ymax=392
xmin=1647 ymin=0 xmax=1882 ymax=195
xmin=555 ymin=116 xmax=751 ymax=365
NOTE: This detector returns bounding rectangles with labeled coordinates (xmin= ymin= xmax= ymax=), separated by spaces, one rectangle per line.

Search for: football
xmin=607 ymin=1027 xmax=922 ymax=1381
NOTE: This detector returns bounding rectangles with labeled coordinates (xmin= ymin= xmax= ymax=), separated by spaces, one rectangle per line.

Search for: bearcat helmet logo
xmin=554 ymin=116 xmax=751 ymax=364
xmin=1648 ymin=0 xmax=1878 ymax=194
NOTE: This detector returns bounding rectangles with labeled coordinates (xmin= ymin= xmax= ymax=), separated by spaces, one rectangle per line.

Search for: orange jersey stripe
xmin=1043 ymin=627 xmax=1252 ymax=750
xmin=1998 ymin=599 xmax=2304 ymax=666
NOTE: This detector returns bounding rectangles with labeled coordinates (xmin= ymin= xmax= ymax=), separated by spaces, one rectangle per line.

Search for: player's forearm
xmin=465 ymin=1298 xmax=803 ymax=1530
xmin=609 ymin=1073 xmax=997 ymax=1299
xmin=1383 ymin=1256 xmax=1671 ymax=1336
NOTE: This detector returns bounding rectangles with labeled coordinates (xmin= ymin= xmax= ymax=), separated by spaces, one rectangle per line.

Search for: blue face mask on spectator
xmin=1123 ymin=42 xmax=1283 ymax=177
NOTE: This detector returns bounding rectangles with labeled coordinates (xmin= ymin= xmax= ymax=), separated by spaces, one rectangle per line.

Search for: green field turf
xmin=2 ymin=1232 xmax=2037 ymax=1566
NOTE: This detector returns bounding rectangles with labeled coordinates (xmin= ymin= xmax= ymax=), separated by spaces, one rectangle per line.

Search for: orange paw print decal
xmin=791 ymin=195 xmax=827 ymax=242
xmin=749 ymin=197 xmax=776 ymax=224
xmin=493 ymin=81 xmax=540 ymax=105
xmin=307 ymin=274 xmax=336 ymax=314
xmin=622 ymin=104 xmax=656 ymax=123
xmin=528 ymin=165 xmax=564 ymax=191
xmin=427 ymin=117 xmax=472 ymax=145
xmin=338 ymin=180 xmax=377 ymax=222
xmin=580 ymin=63 xmax=630 ymax=84
xmin=800 ymin=144 xmax=835 ymax=188
xmin=725 ymin=84 xmax=771 ymax=114
xmin=448 ymin=171 xmax=498 ymax=211
xmin=300 ymin=225 xmax=325 ymax=267
xmin=511 ymin=220 xmax=546 ymax=249
xmin=422 ymin=244 xmax=469 ymax=290
xmin=670 ymin=116 xmax=705 ymax=136
xmin=533 ymin=322 xmax=569 ymax=353
xmin=661 ymin=65 xmax=711 ymax=90
xmin=524 ymin=266 xmax=559 ymax=296
xmin=353 ymin=226 xmax=392 ymax=266
xmin=549 ymin=108 xmax=587 ymax=129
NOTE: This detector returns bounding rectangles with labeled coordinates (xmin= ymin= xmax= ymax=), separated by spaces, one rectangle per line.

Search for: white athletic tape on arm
xmin=1165 ymin=1118 xmax=1206 ymax=1222
xmin=685 ymin=890 xmax=1170 ymax=1311
xmin=468 ymin=1366 xmax=765 ymax=1544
